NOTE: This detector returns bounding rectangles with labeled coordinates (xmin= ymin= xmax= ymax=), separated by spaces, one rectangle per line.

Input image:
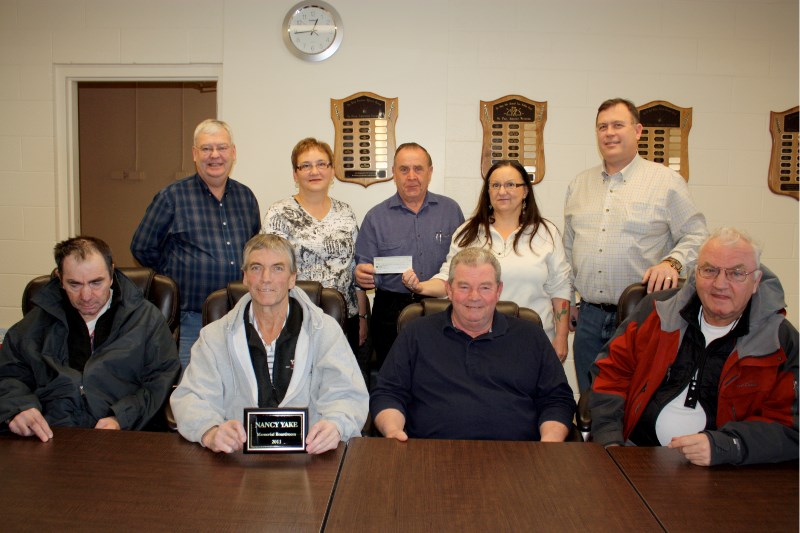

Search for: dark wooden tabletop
xmin=608 ymin=446 xmax=799 ymax=533
xmin=0 ymin=427 xmax=344 ymax=532
xmin=324 ymin=437 xmax=662 ymax=532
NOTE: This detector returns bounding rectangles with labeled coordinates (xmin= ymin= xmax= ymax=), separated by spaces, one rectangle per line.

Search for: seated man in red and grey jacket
xmin=589 ymin=227 xmax=798 ymax=466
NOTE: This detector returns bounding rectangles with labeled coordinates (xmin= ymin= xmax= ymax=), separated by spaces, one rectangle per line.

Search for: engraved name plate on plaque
xmin=768 ymin=106 xmax=799 ymax=200
xmin=480 ymin=95 xmax=547 ymax=183
xmin=331 ymin=92 xmax=398 ymax=188
xmin=637 ymin=100 xmax=692 ymax=181
xmin=244 ymin=407 xmax=308 ymax=453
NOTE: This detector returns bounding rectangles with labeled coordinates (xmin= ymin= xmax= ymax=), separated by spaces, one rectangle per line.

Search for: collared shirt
xmin=355 ymin=191 xmax=464 ymax=293
xmin=85 ymin=288 xmax=114 ymax=336
xmin=563 ymin=155 xmax=707 ymax=304
xmin=131 ymin=174 xmax=261 ymax=312
xmin=370 ymin=307 xmax=576 ymax=441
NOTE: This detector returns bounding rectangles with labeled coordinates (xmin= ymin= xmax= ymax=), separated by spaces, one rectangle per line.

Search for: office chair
xmin=201 ymin=280 xmax=347 ymax=331
xmin=396 ymin=298 xmax=542 ymax=331
xmin=576 ymin=282 xmax=683 ymax=441
xmin=22 ymin=267 xmax=180 ymax=345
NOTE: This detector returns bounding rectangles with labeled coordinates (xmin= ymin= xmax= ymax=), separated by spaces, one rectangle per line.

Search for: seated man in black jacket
xmin=0 ymin=236 xmax=180 ymax=441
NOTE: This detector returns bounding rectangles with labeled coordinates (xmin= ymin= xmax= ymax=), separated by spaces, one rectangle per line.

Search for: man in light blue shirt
xmin=355 ymin=143 xmax=464 ymax=373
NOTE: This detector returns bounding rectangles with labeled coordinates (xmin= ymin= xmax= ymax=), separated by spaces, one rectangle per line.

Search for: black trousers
xmin=346 ymin=314 xmax=371 ymax=387
xmin=370 ymin=289 xmax=428 ymax=372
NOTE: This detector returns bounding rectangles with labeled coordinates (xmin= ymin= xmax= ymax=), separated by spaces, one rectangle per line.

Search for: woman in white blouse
xmin=262 ymin=138 xmax=368 ymax=360
xmin=403 ymin=160 xmax=572 ymax=361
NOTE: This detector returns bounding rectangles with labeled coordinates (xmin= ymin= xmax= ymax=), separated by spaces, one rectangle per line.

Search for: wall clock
xmin=283 ymin=1 xmax=343 ymax=62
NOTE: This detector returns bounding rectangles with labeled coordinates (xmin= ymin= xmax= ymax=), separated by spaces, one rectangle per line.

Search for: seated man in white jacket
xmin=171 ymin=233 xmax=368 ymax=454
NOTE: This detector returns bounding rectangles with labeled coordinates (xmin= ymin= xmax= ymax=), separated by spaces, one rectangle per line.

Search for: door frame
xmin=54 ymin=64 xmax=222 ymax=239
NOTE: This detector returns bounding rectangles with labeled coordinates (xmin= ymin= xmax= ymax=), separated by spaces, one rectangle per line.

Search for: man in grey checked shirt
xmin=564 ymin=98 xmax=708 ymax=393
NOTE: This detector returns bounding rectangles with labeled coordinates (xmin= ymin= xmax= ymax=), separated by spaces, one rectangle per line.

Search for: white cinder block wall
xmin=1 ymin=0 xmax=797 ymax=394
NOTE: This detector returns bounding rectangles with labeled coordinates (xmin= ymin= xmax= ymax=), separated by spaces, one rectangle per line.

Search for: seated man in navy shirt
xmin=370 ymin=248 xmax=575 ymax=441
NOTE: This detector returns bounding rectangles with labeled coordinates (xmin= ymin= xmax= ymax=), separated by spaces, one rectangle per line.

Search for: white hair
xmin=700 ymin=227 xmax=762 ymax=267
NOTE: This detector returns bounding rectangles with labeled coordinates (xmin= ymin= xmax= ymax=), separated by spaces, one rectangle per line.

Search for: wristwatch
xmin=662 ymin=257 xmax=682 ymax=273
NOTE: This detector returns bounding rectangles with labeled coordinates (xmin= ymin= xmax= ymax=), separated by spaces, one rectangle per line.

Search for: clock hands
xmin=294 ymin=19 xmax=320 ymax=35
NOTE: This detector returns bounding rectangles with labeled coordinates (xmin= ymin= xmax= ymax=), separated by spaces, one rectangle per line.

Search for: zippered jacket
xmin=0 ymin=272 xmax=180 ymax=429
xmin=590 ymin=266 xmax=798 ymax=465
xmin=171 ymin=286 xmax=368 ymax=445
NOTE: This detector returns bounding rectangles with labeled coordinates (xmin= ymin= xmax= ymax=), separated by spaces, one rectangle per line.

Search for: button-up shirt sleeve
xmin=356 ymin=193 xmax=464 ymax=293
xmin=131 ymin=189 xmax=174 ymax=271
xmin=662 ymin=175 xmax=707 ymax=270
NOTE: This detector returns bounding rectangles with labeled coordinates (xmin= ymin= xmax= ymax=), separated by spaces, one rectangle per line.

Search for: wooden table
xmin=608 ymin=446 xmax=799 ymax=532
xmin=324 ymin=437 xmax=662 ymax=532
xmin=0 ymin=427 xmax=343 ymax=532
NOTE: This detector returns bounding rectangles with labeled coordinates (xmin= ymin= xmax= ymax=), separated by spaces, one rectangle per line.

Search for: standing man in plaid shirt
xmin=131 ymin=119 xmax=260 ymax=368
xmin=564 ymin=98 xmax=707 ymax=393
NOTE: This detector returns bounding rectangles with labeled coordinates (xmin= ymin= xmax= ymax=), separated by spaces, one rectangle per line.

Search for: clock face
xmin=284 ymin=2 xmax=343 ymax=62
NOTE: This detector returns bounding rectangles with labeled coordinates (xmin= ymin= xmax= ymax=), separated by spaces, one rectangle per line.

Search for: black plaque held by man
xmin=331 ymin=91 xmax=398 ymax=188
xmin=244 ymin=408 xmax=309 ymax=453
xmin=480 ymin=95 xmax=547 ymax=183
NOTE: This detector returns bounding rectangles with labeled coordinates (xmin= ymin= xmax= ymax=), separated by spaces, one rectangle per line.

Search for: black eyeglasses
xmin=488 ymin=182 xmax=526 ymax=191
xmin=296 ymin=161 xmax=332 ymax=173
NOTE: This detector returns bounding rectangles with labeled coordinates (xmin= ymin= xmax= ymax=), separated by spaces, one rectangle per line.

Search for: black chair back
xmin=397 ymin=298 xmax=541 ymax=333
xmin=21 ymin=267 xmax=180 ymax=344
xmin=201 ymin=280 xmax=347 ymax=331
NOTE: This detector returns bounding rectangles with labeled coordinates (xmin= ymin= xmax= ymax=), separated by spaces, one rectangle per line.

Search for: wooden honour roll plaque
xmin=480 ymin=96 xmax=547 ymax=183
xmin=331 ymin=92 xmax=398 ymax=188
xmin=636 ymin=101 xmax=692 ymax=181
xmin=768 ymin=106 xmax=799 ymax=200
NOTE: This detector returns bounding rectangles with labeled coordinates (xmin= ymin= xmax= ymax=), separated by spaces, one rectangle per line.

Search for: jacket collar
xmin=32 ymin=269 xmax=143 ymax=325
xmin=656 ymin=264 xmax=787 ymax=357
xmin=224 ymin=284 xmax=326 ymax=337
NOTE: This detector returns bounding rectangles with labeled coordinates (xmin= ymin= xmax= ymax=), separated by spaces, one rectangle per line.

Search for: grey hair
xmin=193 ymin=119 xmax=234 ymax=146
xmin=447 ymin=247 xmax=501 ymax=284
xmin=242 ymin=233 xmax=297 ymax=273
xmin=700 ymin=227 xmax=762 ymax=267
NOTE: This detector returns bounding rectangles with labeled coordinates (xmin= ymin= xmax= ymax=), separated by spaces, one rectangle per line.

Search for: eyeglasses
xmin=696 ymin=264 xmax=759 ymax=283
xmin=196 ymin=144 xmax=231 ymax=157
xmin=296 ymin=161 xmax=332 ymax=173
xmin=489 ymin=182 xmax=526 ymax=191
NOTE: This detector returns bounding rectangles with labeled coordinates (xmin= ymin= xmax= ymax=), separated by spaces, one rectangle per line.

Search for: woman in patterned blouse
xmin=262 ymin=138 xmax=368 ymax=374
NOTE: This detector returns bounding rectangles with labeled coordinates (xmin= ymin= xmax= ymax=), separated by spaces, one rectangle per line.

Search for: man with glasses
xmin=355 ymin=143 xmax=464 ymax=373
xmin=589 ymin=228 xmax=798 ymax=466
xmin=131 ymin=119 xmax=260 ymax=368
xmin=564 ymin=97 xmax=708 ymax=393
